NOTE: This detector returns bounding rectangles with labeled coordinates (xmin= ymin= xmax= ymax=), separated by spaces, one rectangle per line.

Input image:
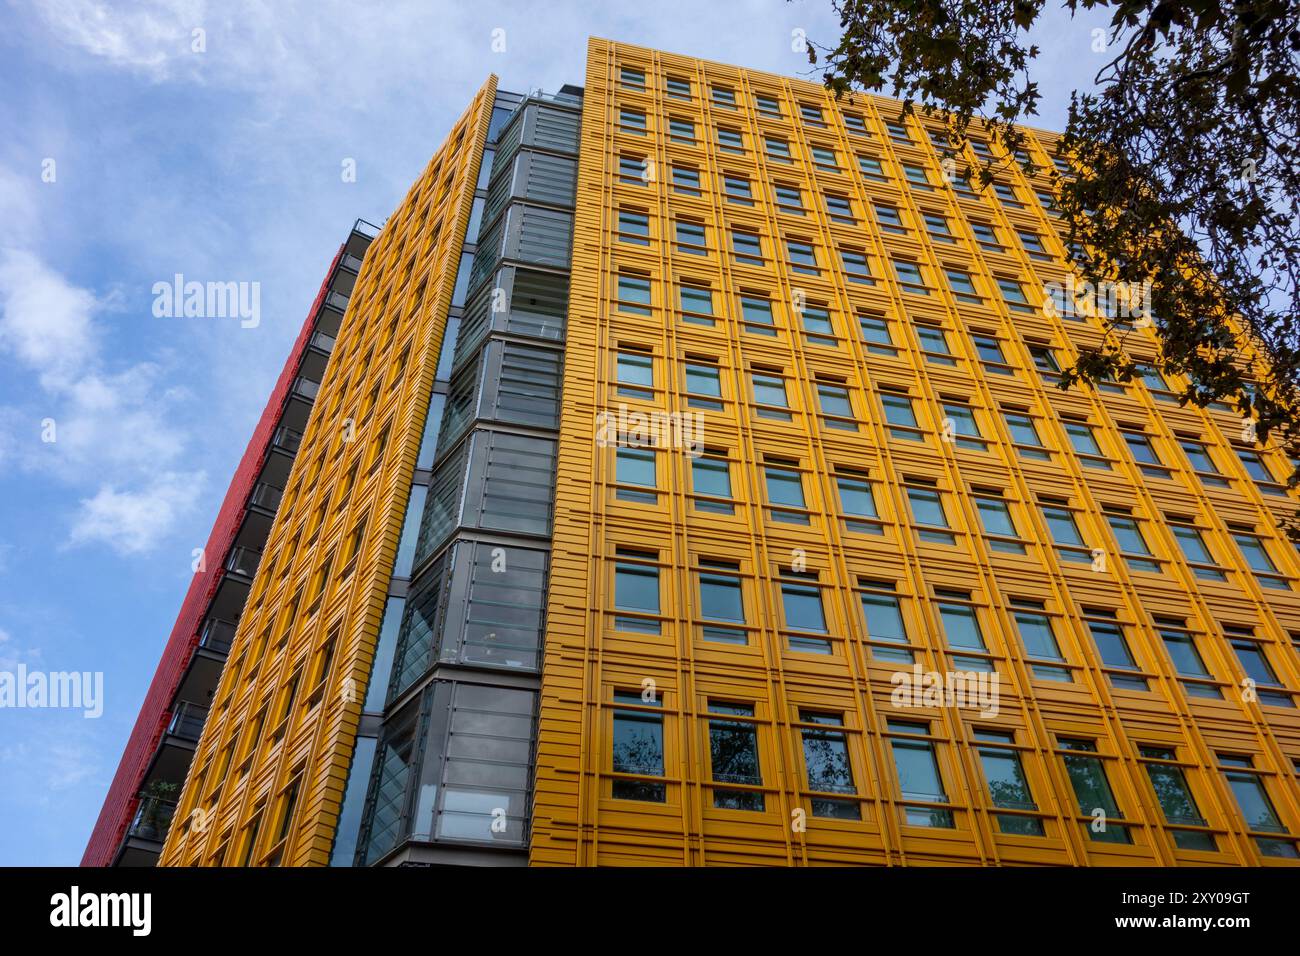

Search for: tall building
xmin=96 ymin=39 xmax=1300 ymax=868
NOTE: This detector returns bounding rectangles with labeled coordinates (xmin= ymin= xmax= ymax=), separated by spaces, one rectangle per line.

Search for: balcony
xmin=225 ymin=546 xmax=262 ymax=578
xmin=353 ymin=218 xmax=381 ymax=239
xmin=248 ymin=481 xmax=283 ymax=512
xmin=309 ymin=329 xmax=336 ymax=354
xmin=292 ymin=376 xmax=320 ymax=401
xmin=199 ymin=617 xmax=237 ymax=655
xmin=324 ymin=290 xmax=349 ymax=313
xmin=339 ymin=252 xmax=365 ymax=274
xmin=167 ymin=701 xmax=210 ymax=742
xmin=271 ymin=425 xmax=304 ymax=455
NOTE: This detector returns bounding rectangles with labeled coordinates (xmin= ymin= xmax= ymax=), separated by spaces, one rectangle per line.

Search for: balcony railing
xmin=249 ymin=481 xmax=283 ymax=511
xmin=339 ymin=253 xmax=365 ymax=274
xmin=167 ymin=702 xmax=210 ymax=742
xmin=353 ymin=218 xmax=381 ymax=238
xmin=225 ymin=546 xmax=262 ymax=578
xmin=324 ymin=290 xmax=349 ymax=312
xmin=271 ymin=425 xmax=304 ymax=455
xmin=199 ymin=617 xmax=237 ymax=655
xmin=127 ymin=797 xmax=177 ymax=843
xmin=309 ymin=330 xmax=336 ymax=354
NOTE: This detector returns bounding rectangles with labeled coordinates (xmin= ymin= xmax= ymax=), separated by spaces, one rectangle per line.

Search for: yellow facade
xmin=530 ymin=39 xmax=1300 ymax=866
xmin=159 ymin=77 xmax=498 ymax=867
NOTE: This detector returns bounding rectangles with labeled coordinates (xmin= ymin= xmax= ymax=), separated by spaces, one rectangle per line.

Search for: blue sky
xmin=0 ymin=0 xmax=1112 ymax=866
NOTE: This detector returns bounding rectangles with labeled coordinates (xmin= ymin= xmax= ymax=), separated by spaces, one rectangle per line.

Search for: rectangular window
xmin=698 ymin=561 xmax=747 ymax=644
xmin=974 ymin=495 xmax=1024 ymax=553
xmin=764 ymin=136 xmax=792 ymax=162
xmin=616 ymin=273 xmax=652 ymax=315
xmin=1041 ymin=503 xmax=1092 ymax=564
xmin=881 ymin=392 xmax=921 ymax=441
xmin=675 ymin=219 xmax=706 ymax=255
xmin=671 ymin=165 xmax=702 ymax=195
xmin=731 ymin=229 xmax=764 ymax=266
xmin=916 ymin=324 xmax=955 ymax=365
xmin=711 ymin=85 xmax=736 ymax=108
xmin=684 ymin=361 xmax=723 ymax=410
xmin=800 ymin=303 xmax=835 ymax=347
xmin=1171 ymin=523 xmax=1226 ymax=580
xmin=1009 ymin=598 xmax=1070 ymax=680
xmin=817 ymin=380 xmax=856 ymax=430
xmin=810 ymin=146 xmax=839 ymax=171
xmin=836 ymin=470 xmax=882 ymax=535
xmin=944 ymin=268 xmax=982 ymax=304
xmin=1004 ymin=411 xmax=1049 ymax=459
xmin=787 ymin=239 xmax=820 ymax=275
xmin=893 ymin=259 xmax=928 ymax=293
xmin=1138 ymin=747 xmax=1214 ymax=851
xmin=1232 ymin=531 xmax=1288 ymax=589
xmin=1180 ymin=439 xmax=1229 ymax=487
xmin=840 ymin=248 xmax=875 ymax=285
xmin=971 ymin=333 xmax=1011 ymax=373
xmin=902 ymin=163 xmax=932 ymax=190
xmin=708 ymin=701 xmax=763 ymax=810
xmin=774 ymin=183 xmax=804 ymax=215
xmin=1059 ymin=739 xmax=1131 ymax=844
xmin=755 ymin=93 xmax=781 ymax=117
xmin=936 ymin=592 xmax=991 ymax=671
xmin=679 ymin=284 xmax=715 ymax=325
xmin=1084 ymin=609 xmax=1147 ymax=691
xmin=665 ymin=75 xmax=691 ymax=99
xmin=717 ymin=126 xmax=744 ymax=153
xmin=752 ymin=370 xmax=790 ymax=418
xmin=617 ymin=208 xmax=650 ymax=245
xmin=780 ymin=570 xmax=830 ymax=653
xmin=799 ymin=102 xmax=825 ymax=126
xmin=668 ymin=116 xmax=696 ymax=144
xmin=765 ymin=463 xmax=808 ymax=524
xmin=614 ymin=552 xmax=660 ymax=633
xmin=1065 ymin=421 xmax=1111 ymax=470
xmin=1220 ymin=760 xmax=1297 ymax=858
xmin=923 ymin=213 xmax=955 ymax=244
xmin=859 ymin=581 xmax=913 ymax=662
xmin=858 ymin=312 xmax=895 ymax=356
xmin=970 ymin=221 xmax=1002 ymax=252
xmin=974 ymin=730 xmax=1044 ymax=835
xmin=615 ymin=446 xmax=657 ymax=504
xmin=884 ymin=120 xmax=911 ymax=144
xmin=799 ymin=711 xmax=858 ymax=818
xmin=691 ymin=453 xmax=734 ymax=515
xmin=825 ymin=193 xmax=855 ymax=223
xmin=618 ymin=108 xmax=647 ymax=135
xmin=887 ymin=721 xmax=953 ymax=827
xmin=723 ymin=173 xmax=753 ymax=205
xmin=1107 ymin=512 xmax=1160 ymax=573
xmin=1229 ymin=637 xmax=1292 ymax=707
xmin=942 ymin=402 xmax=986 ymax=450
xmin=858 ymin=154 xmax=887 ymax=181
xmin=616 ymin=349 xmax=653 ymax=399
xmin=612 ymin=690 xmax=665 ymax=802
xmin=907 ymin=486 xmax=955 ymax=545
xmin=875 ymin=202 xmax=906 ymax=234
xmin=620 ymin=67 xmax=645 ymax=90
xmin=618 ymin=154 xmax=647 ymax=185
xmin=997 ymin=277 xmax=1034 ymax=312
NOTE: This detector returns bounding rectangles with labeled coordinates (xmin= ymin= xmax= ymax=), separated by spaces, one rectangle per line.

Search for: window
xmin=1017 ymin=229 xmax=1050 ymax=260
xmin=615 ymin=446 xmax=657 ymax=504
xmin=836 ymin=469 xmax=882 ymax=535
xmin=825 ymin=193 xmax=855 ymax=223
xmin=893 ymin=259 xmax=928 ymax=294
xmin=1084 ymin=608 xmax=1147 ymax=691
xmin=616 ymin=273 xmax=652 ymax=315
xmin=752 ymin=369 xmax=791 ymax=418
xmin=684 ymin=361 xmax=723 ymax=410
xmin=620 ymin=67 xmax=645 ymax=90
xmin=997 ymin=277 xmax=1034 ymax=312
xmin=944 ymin=268 xmax=982 ymax=304
xmin=858 ymin=580 xmax=913 ymax=662
xmin=886 ymin=720 xmax=953 ymax=827
xmin=902 ymin=163 xmax=932 ymax=190
xmin=799 ymin=711 xmax=858 ymax=818
xmin=881 ymin=392 xmax=922 ymax=441
xmin=1170 ymin=522 xmax=1226 ymax=580
xmin=1040 ymin=502 xmax=1092 ymax=565
xmin=1064 ymin=420 xmax=1110 ymax=469
xmin=810 ymin=145 xmax=839 ymax=171
xmin=1106 ymin=511 xmax=1160 ymax=573
xmin=857 ymin=154 xmax=887 ymax=181
xmin=1229 ymin=633 xmax=1293 ymax=707
xmin=974 ymin=494 xmax=1024 ymax=553
xmin=679 ymin=284 xmax=715 ymax=325
xmin=970 ymin=221 xmax=1002 ymax=252
xmin=800 ymin=302 xmax=836 ymax=347
xmin=916 ymin=324 xmax=955 ymax=365
xmin=665 ymin=75 xmax=691 ymax=99
xmin=1058 ymin=739 xmax=1131 ymax=844
xmin=611 ymin=690 xmax=665 ymax=802
xmin=1138 ymin=364 xmax=1178 ymax=401
xmin=907 ymin=484 xmax=955 ymax=545
xmin=936 ymin=590 xmax=991 ymax=670
xmin=942 ymin=402 xmax=986 ymax=451
xmin=723 ymin=173 xmax=753 ymax=205
xmin=613 ymin=550 xmax=660 ymax=633
xmin=1219 ymin=755 xmax=1298 ymax=858
xmin=1179 ymin=438 xmax=1229 ymax=487
xmin=616 ymin=349 xmax=653 ymax=399
xmin=740 ymin=293 xmax=777 ymax=336
xmin=668 ymin=116 xmax=695 ymax=144
xmin=843 ymin=112 xmax=868 ymax=134
xmin=874 ymin=202 xmax=906 ymax=234
xmin=671 ymin=165 xmax=702 ymax=195
xmin=764 ymin=136 xmax=792 ymax=162
xmin=765 ymin=462 xmax=808 ymax=524
xmin=974 ymin=729 xmax=1044 ymax=835
xmin=992 ymin=181 xmax=1022 ymax=206
xmin=755 ymin=93 xmax=782 ymax=117
xmin=774 ymin=183 xmax=804 ymax=215
xmin=1232 ymin=530 xmax=1289 ymax=589
xmin=1237 ymin=448 xmax=1281 ymax=489
xmin=971 ymin=333 xmax=1011 ymax=373
xmin=617 ymin=208 xmax=650 ymax=245
xmin=884 ymin=120 xmax=911 ymax=144
xmin=710 ymin=85 xmax=736 ymax=109
xmin=840 ymin=248 xmax=875 ymax=285
xmin=923 ymin=212 xmax=955 ymax=244
xmin=817 ymin=380 xmax=856 ymax=430
xmin=1000 ymin=411 xmax=1046 ymax=458
xmin=731 ymin=228 xmax=763 ymax=266
xmin=707 ymin=702 xmax=763 ymax=809
xmin=1009 ymin=598 xmax=1070 ymax=680
xmin=618 ymin=154 xmax=648 ymax=185
xmin=691 ymin=453 xmax=734 ymax=515
xmin=618 ymin=108 xmax=647 ymax=135
xmin=1123 ymin=430 xmax=1168 ymax=478
xmin=698 ymin=560 xmax=747 ymax=644
xmin=1028 ymin=345 xmax=1060 ymax=381
xmin=716 ymin=126 xmax=744 ymax=153
xmin=787 ymin=239 xmax=820 ymax=275
xmin=1137 ymin=747 xmax=1214 ymax=851
xmin=780 ymin=569 xmax=831 ymax=653
xmin=674 ymin=219 xmax=707 ymax=255
xmin=858 ymin=312 xmax=896 ymax=355
xmin=799 ymin=102 xmax=825 ymax=126
xmin=1157 ymin=619 xmax=1219 ymax=698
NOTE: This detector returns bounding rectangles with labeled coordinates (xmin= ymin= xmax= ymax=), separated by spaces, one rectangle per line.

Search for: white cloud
xmin=33 ymin=0 xmax=205 ymax=81
xmin=68 ymin=470 xmax=204 ymax=554
xmin=0 ymin=249 xmax=98 ymax=387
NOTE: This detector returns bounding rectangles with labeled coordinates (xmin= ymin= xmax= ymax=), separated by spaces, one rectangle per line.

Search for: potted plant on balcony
xmin=136 ymin=781 xmax=179 ymax=841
